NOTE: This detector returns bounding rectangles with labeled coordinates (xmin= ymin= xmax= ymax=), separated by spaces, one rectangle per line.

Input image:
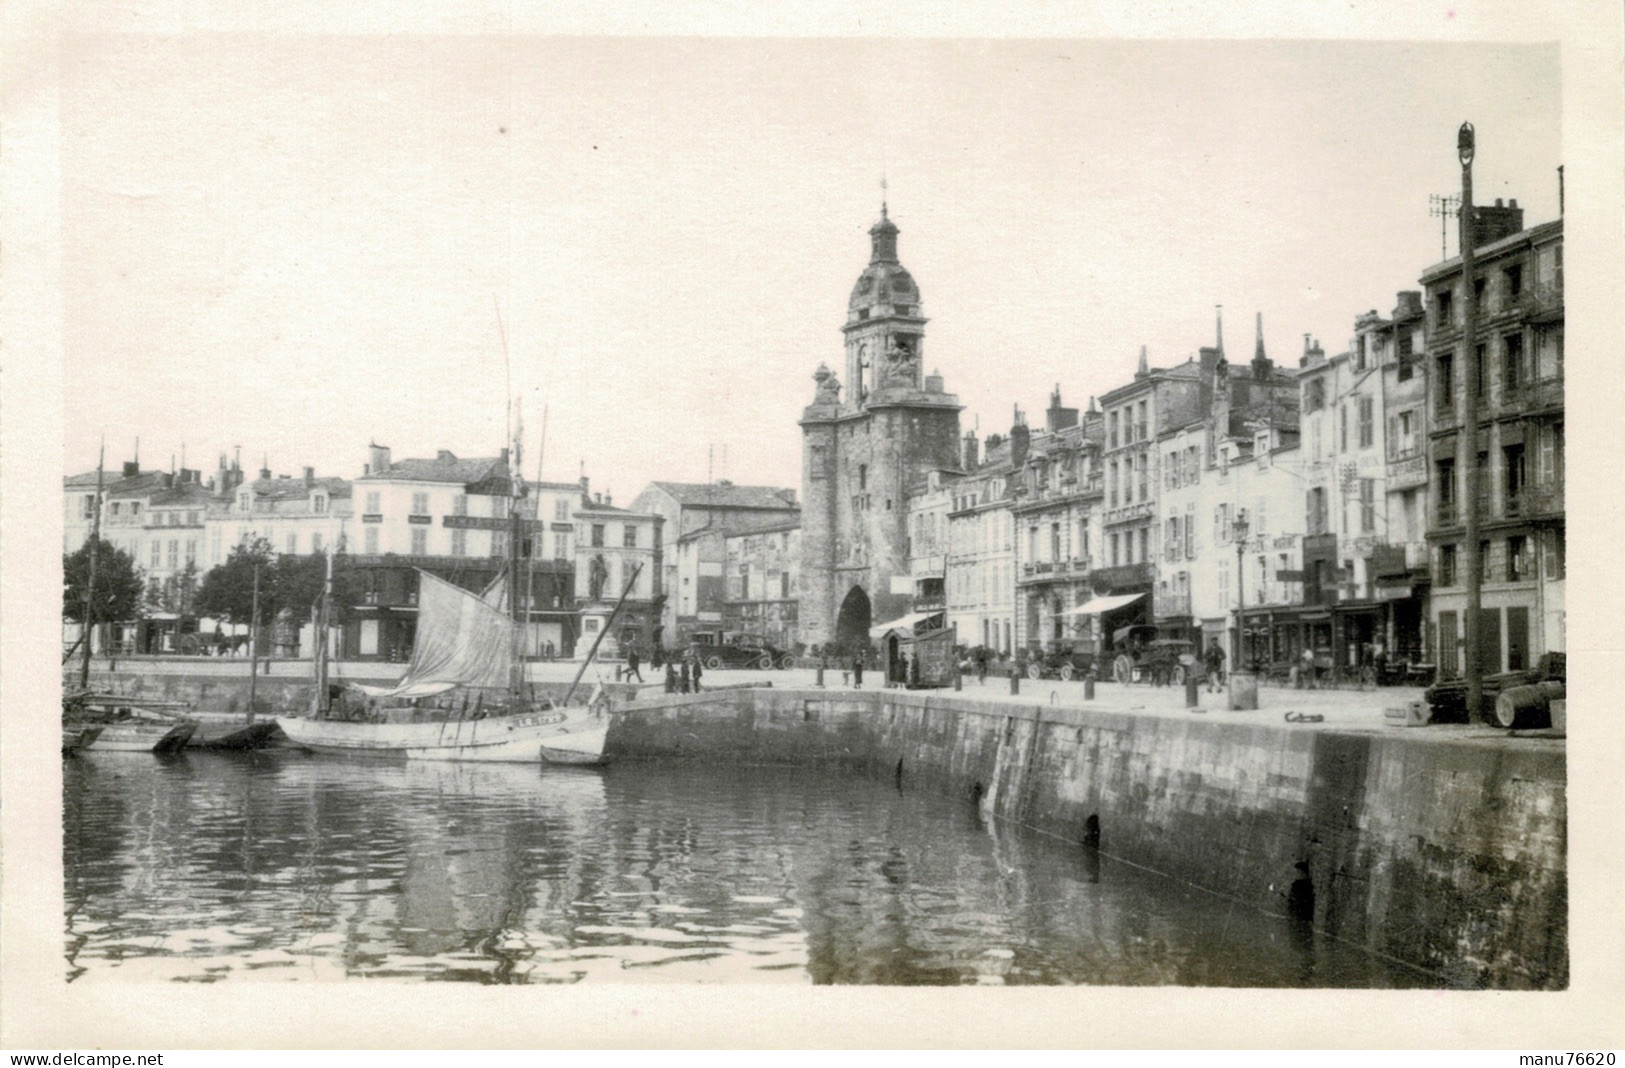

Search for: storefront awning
xmin=869 ymin=611 xmax=944 ymax=638
xmin=1063 ymin=592 xmax=1146 ymax=616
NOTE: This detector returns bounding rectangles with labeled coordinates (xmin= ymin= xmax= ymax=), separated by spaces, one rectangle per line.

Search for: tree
xmin=195 ymin=538 xmax=276 ymax=628
xmin=63 ymin=539 xmax=145 ymax=626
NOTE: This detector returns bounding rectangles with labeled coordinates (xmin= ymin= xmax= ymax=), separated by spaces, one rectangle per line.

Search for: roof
xmin=359 ymin=454 xmax=505 ymax=484
xmin=1419 ymin=217 xmax=1563 ymax=283
xmin=724 ymin=519 xmax=802 ymax=539
xmin=646 ymin=481 xmax=799 ymax=511
xmin=242 ymin=476 xmax=352 ymax=501
xmin=102 ymin=472 xmax=179 ymax=498
xmin=148 ymin=483 xmax=217 ymax=507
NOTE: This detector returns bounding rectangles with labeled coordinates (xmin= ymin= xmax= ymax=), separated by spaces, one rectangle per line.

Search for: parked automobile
xmin=1025 ymin=641 xmax=1098 ymax=681
xmin=689 ymin=633 xmax=795 ymax=671
xmin=1108 ymin=625 xmax=1197 ymax=685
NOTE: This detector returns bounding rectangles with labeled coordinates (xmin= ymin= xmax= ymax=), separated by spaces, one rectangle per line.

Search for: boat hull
xmin=275 ymin=706 xmax=610 ymax=764
xmin=188 ymin=719 xmax=283 ymax=750
xmin=62 ymin=727 xmax=103 ymax=754
xmin=84 ymin=722 xmax=196 ymax=753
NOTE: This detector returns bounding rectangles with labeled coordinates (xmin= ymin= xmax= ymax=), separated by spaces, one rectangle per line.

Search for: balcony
xmin=1496 ymin=377 xmax=1564 ymax=416
xmin=1090 ymin=562 xmax=1153 ymax=590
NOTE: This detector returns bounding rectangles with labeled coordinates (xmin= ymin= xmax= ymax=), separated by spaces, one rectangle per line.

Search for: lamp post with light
xmin=1232 ymin=508 xmax=1249 ymax=667
xmin=1457 ymin=121 xmax=1485 ymax=723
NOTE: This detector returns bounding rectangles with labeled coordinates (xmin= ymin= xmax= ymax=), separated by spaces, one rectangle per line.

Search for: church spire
xmin=1252 ymin=311 xmax=1273 ymax=378
xmin=1215 ymin=304 xmax=1225 ymax=359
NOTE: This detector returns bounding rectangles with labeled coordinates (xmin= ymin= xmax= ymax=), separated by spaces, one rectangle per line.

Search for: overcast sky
xmin=62 ymin=37 xmax=1560 ymax=497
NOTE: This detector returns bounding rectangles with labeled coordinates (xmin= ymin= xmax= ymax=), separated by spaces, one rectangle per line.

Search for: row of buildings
xmin=67 ymin=192 xmax=1564 ymax=684
xmin=797 ymin=196 xmax=1564 ymax=683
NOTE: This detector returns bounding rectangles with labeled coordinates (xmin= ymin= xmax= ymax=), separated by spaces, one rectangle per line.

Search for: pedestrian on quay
xmin=679 ymin=658 xmax=691 ymax=694
xmin=1204 ymin=641 xmax=1226 ymax=693
xmin=852 ymin=650 xmax=865 ymax=690
xmin=691 ymin=653 xmax=704 ymax=693
xmin=664 ymin=661 xmax=678 ymax=694
xmin=626 ymin=646 xmax=644 ymax=683
xmin=976 ymin=648 xmax=988 ymax=685
xmin=1299 ymin=646 xmax=1317 ymax=690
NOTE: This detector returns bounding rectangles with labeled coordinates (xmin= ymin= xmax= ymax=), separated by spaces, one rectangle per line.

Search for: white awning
xmin=869 ymin=611 xmax=944 ymax=638
xmin=1062 ymin=592 xmax=1146 ymax=616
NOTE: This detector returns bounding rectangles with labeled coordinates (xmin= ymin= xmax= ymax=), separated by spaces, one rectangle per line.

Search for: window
xmin=1183 ymin=507 xmax=1195 ymax=560
xmin=1397 ymin=330 xmax=1415 ymax=381
xmin=1166 ymin=518 xmax=1180 ymax=560
xmin=239 ymin=491 xmax=252 ymax=512
xmin=151 ymin=541 xmax=161 ymax=567
xmin=1436 ymin=354 xmax=1455 ymax=414
xmin=1339 ymin=404 xmax=1348 ymax=452
xmin=451 ymin=528 xmax=467 ymax=556
xmin=1110 ymin=532 xmax=1120 ymax=567
xmin=409 ymin=492 xmax=429 ymax=516
xmin=167 ymin=539 xmax=179 ymax=569
xmin=1304 ymin=378 xmax=1325 ymax=412
xmin=1504 ymin=263 xmax=1523 ymax=299
xmin=1439 ymin=544 xmax=1458 ymax=586
xmin=1503 ymin=334 xmax=1525 ymax=396
xmin=1306 ymin=488 xmax=1328 ymax=536
xmin=493 ymin=497 xmax=510 ymax=519
xmin=1507 ymin=535 xmax=1528 ymax=581
xmin=411 ymin=528 xmax=427 ymax=556
xmin=1136 ymin=401 xmax=1148 ymax=441
xmin=491 ymin=531 xmax=508 ymax=558
xmin=1473 ymin=276 xmax=1486 ymax=307
xmin=1478 ymin=539 xmax=1492 ymax=584
xmin=553 ymin=532 xmax=568 ymax=559
xmin=591 ymin=524 xmax=605 ymax=548
xmin=623 ymin=525 xmax=638 ymax=548
xmin=1138 ymin=528 xmax=1149 ymax=564
xmin=1136 ymin=454 xmax=1147 ymax=501
xmin=365 ymin=491 xmax=380 ymax=514
xmin=83 ymin=496 xmax=96 ymax=519
xmin=1503 ymin=444 xmax=1526 ymax=512
xmin=452 ymin=495 xmax=467 ymax=516
xmin=1109 ymin=411 xmax=1120 ymax=449
xmin=313 ymin=494 xmax=327 ymax=514
xmin=858 ymin=464 xmax=868 ymax=491
xmin=286 ymin=534 xmax=297 ymax=555
xmin=364 ymin=527 xmax=378 ymax=554
xmin=781 ymin=572 xmax=791 ymax=599
xmin=1436 ymin=459 xmax=1457 ymax=519
xmin=185 ymin=539 xmax=196 ymax=564
xmin=1436 ymin=289 xmax=1454 ymax=327
xmin=1360 ymin=479 xmax=1376 ymax=533
xmin=1474 ymin=344 xmax=1486 ymax=398
xmin=1358 ymin=397 xmax=1374 ymax=449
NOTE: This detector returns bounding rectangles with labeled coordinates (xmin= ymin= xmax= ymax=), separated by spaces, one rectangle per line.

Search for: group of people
xmin=660 ymin=652 xmax=705 ymax=694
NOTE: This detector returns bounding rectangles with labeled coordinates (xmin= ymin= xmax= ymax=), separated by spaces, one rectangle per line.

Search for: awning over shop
xmin=869 ymin=611 xmax=945 ymax=639
xmin=1063 ymin=592 xmax=1146 ymax=616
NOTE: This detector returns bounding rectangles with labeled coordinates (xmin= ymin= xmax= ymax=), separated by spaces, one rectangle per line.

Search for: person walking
xmin=626 ymin=646 xmax=644 ymax=683
xmin=852 ymin=650 xmax=865 ymax=690
xmin=1204 ymin=641 xmax=1226 ymax=693
xmin=1300 ymin=646 xmax=1317 ymax=690
xmin=679 ymin=658 xmax=691 ymax=694
xmin=976 ymin=648 xmax=988 ymax=685
xmin=690 ymin=653 xmax=704 ymax=693
xmin=664 ymin=661 xmax=678 ymax=694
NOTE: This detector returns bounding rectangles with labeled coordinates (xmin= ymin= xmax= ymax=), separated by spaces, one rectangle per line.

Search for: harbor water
xmin=64 ymin=750 xmax=1438 ymax=986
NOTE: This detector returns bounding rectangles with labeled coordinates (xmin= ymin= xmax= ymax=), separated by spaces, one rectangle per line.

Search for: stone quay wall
xmin=608 ymin=687 xmax=1567 ymax=990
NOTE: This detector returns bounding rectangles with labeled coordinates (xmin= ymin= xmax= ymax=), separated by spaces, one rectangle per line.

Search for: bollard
xmin=1185 ymin=673 xmax=1200 ymax=708
xmin=1010 ymin=670 xmax=1020 ymax=696
xmin=954 ymin=670 xmax=962 ymax=692
xmin=816 ymin=664 xmax=825 ymax=688
xmin=1084 ymin=677 xmax=1095 ymax=701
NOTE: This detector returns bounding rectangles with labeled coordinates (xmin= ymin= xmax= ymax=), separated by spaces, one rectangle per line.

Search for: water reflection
xmin=63 ymin=752 xmax=1435 ymax=986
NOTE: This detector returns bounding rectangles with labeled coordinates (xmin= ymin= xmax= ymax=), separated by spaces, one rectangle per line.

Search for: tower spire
xmin=1216 ymin=304 xmax=1225 ymax=358
xmin=1253 ymin=311 xmax=1271 ymax=377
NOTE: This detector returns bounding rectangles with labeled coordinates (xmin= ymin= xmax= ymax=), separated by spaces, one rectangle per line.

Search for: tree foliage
xmin=195 ymin=539 xmax=360 ymax=627
xmin=63 ymin=538 xmax=146 ymax=625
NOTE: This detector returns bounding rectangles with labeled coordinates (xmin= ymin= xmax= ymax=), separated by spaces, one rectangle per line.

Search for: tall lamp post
xmin=1232 ymin=508 xmax=1250 ymax=667
xmin=1458 ymin=121 xmax=1485 ymax=723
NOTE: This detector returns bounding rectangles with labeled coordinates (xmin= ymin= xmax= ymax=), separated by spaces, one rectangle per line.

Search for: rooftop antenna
xmin=1429 ymin=193 xmax=1460 ymax=260
xmin=133 ymin=436 xmax=139 ymax=468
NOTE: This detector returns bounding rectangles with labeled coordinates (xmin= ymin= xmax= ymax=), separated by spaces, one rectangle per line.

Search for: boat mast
xmin=78 ymin=440 xmax=106 ymax=690
xmin=561 ymin=562 xmax=642 ymax=707
xmin=247 ymin=559 xmax=261 ymax=724
xmin=508 ymin=405 xmax=526 ymax=707
xmin=311 ymin=543 xmax=333 ymax=716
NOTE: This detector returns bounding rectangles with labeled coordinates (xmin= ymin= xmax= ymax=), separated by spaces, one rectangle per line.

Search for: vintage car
xmin=688 ymin=634 xmax=795 ymax=671
xmin=1025 ymin=642 xmax=1098 ymax=681
xmin=1108 ymin=625 xmax=1198 ymax=685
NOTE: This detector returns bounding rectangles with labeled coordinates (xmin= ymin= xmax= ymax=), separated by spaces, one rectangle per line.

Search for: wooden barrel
xmin=1493 ymin=681 xmax=1565 ymax=729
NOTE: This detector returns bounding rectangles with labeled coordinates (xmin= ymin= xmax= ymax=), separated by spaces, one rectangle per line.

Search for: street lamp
xmin=1457 ymin=120 xmax=1486 ymax=723
xmin=1232 ymin=508 xmax=1249 ymax=667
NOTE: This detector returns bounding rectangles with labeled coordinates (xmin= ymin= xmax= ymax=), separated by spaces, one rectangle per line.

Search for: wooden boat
xmin=188 ymin=714 xmax=283 ymax=750
xmin=64 ymin=691 xmax=198 ymax=754
xmin=62 ymin=726 xmax=103 ymax=755
xmin=276 ymin=436 xmax=622 ymax=767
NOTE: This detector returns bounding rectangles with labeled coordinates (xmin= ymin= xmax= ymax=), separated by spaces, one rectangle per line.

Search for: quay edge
xmin=608 ymin=687 xmax=1567 ymax=990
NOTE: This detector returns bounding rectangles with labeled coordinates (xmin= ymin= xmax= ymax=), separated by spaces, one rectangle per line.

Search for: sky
xmin=61 ymin=37 xmax=1561 ymax=498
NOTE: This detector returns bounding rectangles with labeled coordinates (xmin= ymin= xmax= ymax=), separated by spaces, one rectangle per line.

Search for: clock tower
xmin=800 ymin=205 xmax=962 ymax=652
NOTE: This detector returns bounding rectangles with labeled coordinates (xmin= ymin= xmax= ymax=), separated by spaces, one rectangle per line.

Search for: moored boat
xmin=187 ymin=714 xmax=283 ymax=750
xmin=64 ymin=691 xmax=199 ymax=754
xmin=62 ymin=726 xmax=103 ymax=755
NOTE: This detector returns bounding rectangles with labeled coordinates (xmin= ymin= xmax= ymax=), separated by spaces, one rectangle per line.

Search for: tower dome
xmin=848 ymin=205 xmax=921 ymax=318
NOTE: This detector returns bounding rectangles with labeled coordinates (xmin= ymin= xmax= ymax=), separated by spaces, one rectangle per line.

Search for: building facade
xmin=628 ymin=480 xmax=800 ymax=650
xmin=722 ymin=522 xmax=802 ymax=651
xmin=799 ymin=206 xmax=963 ymax=653
xmin=1424 ymin=205 xmax=1564 ymax=678
xmin=944 ymin=431 xmax=1017 ymax=657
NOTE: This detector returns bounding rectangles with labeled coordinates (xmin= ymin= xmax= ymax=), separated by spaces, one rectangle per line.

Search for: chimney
xmin=1009 ymin=411 xmax=1030 ymax=470
xmin=498 ymin=447 xmax=509 ymax=465
xmin=1470 ymin=198 xmax=1524 ymax=248
xmin=368 ymin=443 xmax=391 ymax=476
xmin=985 ymin=432 xmax=1004 ymax=454
xmin=924 ymin=369 xmax=945 ymax=393
xmin=1135 ymin=345 xmax=1150 ymax=378
xmin=1199 ymin=345 xmax=1222 ymax=380
xmin=604 ymin=491 xmax=613 ymax=508
xmin=594 ymin=492 xmax=603 ymax=505
xmin=437 ymin=449 xmax=456 ymax=462
xmin=580 ymin=475 xmax=590 ymax=501
xmin=121 ymin=460 xmax=139 ymax=478
xmin=304 ymin=466 xmax=315 ymax=486
xmin=962 ymin=430 xmax=980 ymax=470
xmin=1300 ymin=336 xmax=1325 ymax=367
xmin=1395 ymin=290 xmax=1424 ymax=321
xmin=1046 ymin=384 xmax=1079 ymax=433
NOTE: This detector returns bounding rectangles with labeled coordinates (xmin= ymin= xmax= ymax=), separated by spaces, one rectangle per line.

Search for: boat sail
xmin=275 ymin=439 xmax=615 ymax=765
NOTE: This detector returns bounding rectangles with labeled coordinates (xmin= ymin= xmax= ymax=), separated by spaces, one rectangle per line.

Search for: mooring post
xmin=1084 ymin=676 xmax=1095 ymax=701
xmin=1185 ymin=672 xmax=1200 ymax=708
xmin=1010 ymin=668 xmax=1020 ymax=696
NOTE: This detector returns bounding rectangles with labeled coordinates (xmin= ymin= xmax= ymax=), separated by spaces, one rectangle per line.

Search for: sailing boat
xmin=274 ymin=440 xmax=618 ymax=765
